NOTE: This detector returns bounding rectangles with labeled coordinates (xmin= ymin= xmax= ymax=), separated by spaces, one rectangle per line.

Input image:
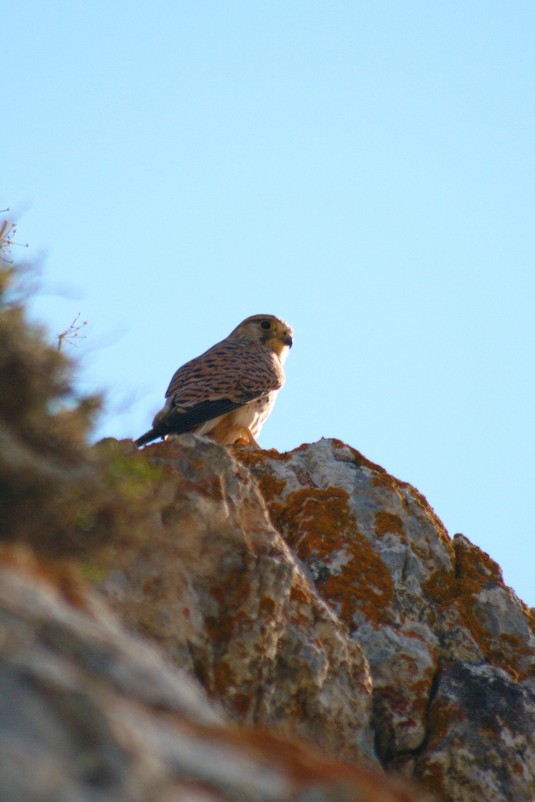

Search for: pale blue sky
xmin=4 ymin=2 xmax=535 ymax=606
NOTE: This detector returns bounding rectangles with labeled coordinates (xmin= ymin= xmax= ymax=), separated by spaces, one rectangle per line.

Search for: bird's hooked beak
xmin=282 ymin=333 xmax=293 ymax=348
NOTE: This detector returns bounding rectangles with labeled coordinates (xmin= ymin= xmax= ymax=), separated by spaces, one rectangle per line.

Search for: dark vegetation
xmin=0 ymin=225 xmax=162 ymax=566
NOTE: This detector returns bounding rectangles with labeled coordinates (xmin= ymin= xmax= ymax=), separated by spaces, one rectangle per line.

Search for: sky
xmin=3 ymin=2 xmax=535 ymax=607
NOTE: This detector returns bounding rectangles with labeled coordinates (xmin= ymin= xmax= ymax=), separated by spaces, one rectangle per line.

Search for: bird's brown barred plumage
xmin=135 ymin=314 xmax=293 ymax=448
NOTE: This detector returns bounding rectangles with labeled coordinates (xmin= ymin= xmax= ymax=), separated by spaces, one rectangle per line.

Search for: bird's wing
xmin=165 ymin=339 xmax=284 ymax=405
xmin=151 ymin=339 xmax=283 ymax=437
xmin=153 ymin=395 xmax=255 ymax=437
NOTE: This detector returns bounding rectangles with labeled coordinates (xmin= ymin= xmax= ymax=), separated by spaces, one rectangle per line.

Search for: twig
xmin=57 ymin=313 xmax=88 ymax=352
xmin=0 ymin=214 xmax=29 ymax=264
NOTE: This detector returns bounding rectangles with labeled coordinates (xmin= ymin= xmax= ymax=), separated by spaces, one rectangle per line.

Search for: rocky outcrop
xmin=238 ymin=439 xmax=535 ymax=800
xmin=2 ymin=426 xmax=535 ymax=801
xmin=95 ymin=435 xmax=535 ymax=802
xmin=98 ymin=437 xmax=376 ymax=767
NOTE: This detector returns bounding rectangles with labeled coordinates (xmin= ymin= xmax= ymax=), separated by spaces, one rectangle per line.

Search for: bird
xmin=135 ymin=314 xmax=293 ymax=448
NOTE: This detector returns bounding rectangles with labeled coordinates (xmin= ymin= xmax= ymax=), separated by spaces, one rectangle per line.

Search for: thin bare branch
xmin=57 ymin=313 xmax=88 ymax=352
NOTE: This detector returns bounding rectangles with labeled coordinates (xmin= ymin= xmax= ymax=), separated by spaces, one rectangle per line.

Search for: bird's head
xmin=229 ymin=314 xmax=293 ymax=360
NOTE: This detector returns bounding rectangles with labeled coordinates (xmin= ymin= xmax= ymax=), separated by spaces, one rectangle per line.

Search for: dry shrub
xmin=0 ymin=256 xmax=163 ymax=560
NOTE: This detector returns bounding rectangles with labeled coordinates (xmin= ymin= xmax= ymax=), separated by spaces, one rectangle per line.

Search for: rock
xmin=238 ymin=437 xmax=535 ymax=798
xmin=91 ymin=434 xmax=535 ymax=801
xmin=0 ymin=552 xmax=417 ymax=802
xmin=100 ymin=437 xmax=535 ymax=802
xmin=98 ymin=436 xmax=377 ymax=767
xmin=415 ymin=662 xmax=535 ymax=802
xmin=2 ymin=385 xmax=534 ymax=801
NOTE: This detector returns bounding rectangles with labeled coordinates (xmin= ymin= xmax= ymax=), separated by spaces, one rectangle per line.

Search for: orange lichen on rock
xmin=423 ymin=564 xmax=497 ymax=660
xmin=422 ymin=535 xmax=534 ymax=679
xmin=374 ymin=511 xmax=405 ymax=539
xmin=453 ymin=535 xmax=503 ymax=583
xmin=329 ymin=438 xmax=389 ymax=474
xmin=370 ymin=471 xmax=450 ymax=552
xmin=253 ymin=472 xmax=287 ymax=502
xmin=232 ymin=445 xmax=292 ymax=466
xmin=267 ymin=487 xmax=394 ymax=627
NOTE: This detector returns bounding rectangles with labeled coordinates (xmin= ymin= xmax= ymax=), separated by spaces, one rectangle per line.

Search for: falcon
xmin=135 ymin=314 xmax=293 ymax=448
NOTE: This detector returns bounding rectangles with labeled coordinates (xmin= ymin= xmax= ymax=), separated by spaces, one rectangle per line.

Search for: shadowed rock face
xmin=0 ymin=559 xmax=413 ymax=802
xmin=97 ymin=435 xmax=535 ymax=802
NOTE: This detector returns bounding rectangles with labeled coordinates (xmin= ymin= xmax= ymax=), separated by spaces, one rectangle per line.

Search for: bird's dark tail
xmin=135 ymin=429 xmax=160 ymax=447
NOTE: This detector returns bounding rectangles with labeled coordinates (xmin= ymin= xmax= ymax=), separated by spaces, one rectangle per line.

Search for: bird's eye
xmin=260 ymin=320 xmax=271 ymax=330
